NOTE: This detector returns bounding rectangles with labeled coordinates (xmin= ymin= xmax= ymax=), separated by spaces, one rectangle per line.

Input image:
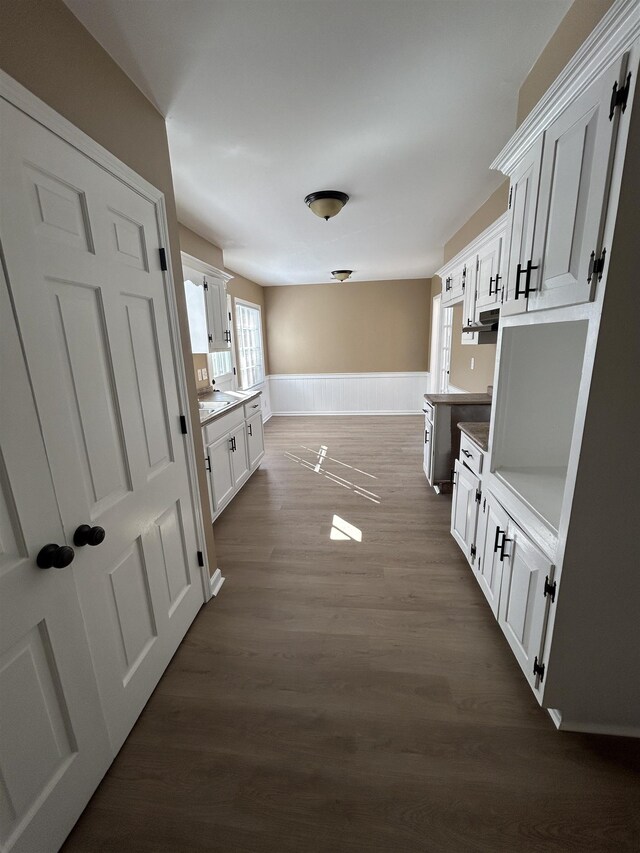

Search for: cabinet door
xmin=423 ymin=417 xmax=434 ymax=484
xmin=205 ymin=277 xmax=231 ymax=351
xmin=207 ymin=434 xmax=234 ymax=513
xmin=450 ymin=460 xmax=479 ymax=564
xmin=498 ymin=521 xmax=554 ymax=691
xmin=474 ymin=492 xmax=509 ymax=617
xmin=528 ymin=54 xmax=628 ymax=312
xmin=230 ymin=423 xmax=249 ymax=487
xmin=246 ymin=412 xmax=265 ymax=469
xmin=461 ymin=255 xmax=478 ymax=345
xmin=501 ymin=135 xmax=543 ymax=316
xmin=441 ymin=264 xmax=464 ymax=307
xmin=475 ymin=234 xmax=504 ymax=314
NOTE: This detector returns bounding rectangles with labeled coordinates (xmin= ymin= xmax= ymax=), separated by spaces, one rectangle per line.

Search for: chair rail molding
xmin=269 ymin=372 xmax=431 ymax=416
xmin=491 ymin=0 xmax=640 ymax=175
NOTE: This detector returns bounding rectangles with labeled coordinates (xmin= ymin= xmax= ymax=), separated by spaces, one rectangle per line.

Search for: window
xmin=210 ymin=349 xmax=232 ymax=380
xmin=235 ymin=300 xmax=265 ymax=390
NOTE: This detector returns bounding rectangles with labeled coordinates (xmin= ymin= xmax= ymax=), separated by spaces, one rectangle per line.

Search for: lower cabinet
xmin=474 ymin=491 xmax=509 ymax=617
xmin=203 ymin=393 xmax=264 ymax=522
xmin=450 ymin=459 xmax=479 ymax=564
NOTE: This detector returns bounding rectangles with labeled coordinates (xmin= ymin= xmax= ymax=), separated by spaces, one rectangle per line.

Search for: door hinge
xmin=179 ymin=415 xmax=188 ymax=435
xmin=197 ymin=550 xmax=205 ymax=567
xmin=159 ymin=248 xmax=168 ymax=271
xmin=462 ymin=266 xmax=466 ymax=293
xmin=543 ymin=575 xmax=557 ymax=603
xmin=203 ymin=279 xmax=208 ymax=291
xmin=609 ymin=71 xmax=632 ymax=120
xmin=508 ymin=186 xmax=513 ymax=209
xmin=475 ymin=488 xmax=482 ymax=504
xmin=470 ymin=544 xmax=477 ymax=558
xmin=233 ymin=367 xmax=237 ymax=375
xmin=476 ymin=257 xmax=479 ymax=272
xmin=533 ymin=656 xmax=545 ymax=682
xmin=208 ymin=333 xmax=213 ymax=343
xmin=587 ymin=248 xmax=606 ymax=284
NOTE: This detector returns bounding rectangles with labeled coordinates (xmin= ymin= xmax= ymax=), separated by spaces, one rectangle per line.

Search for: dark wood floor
xmin=64 ymin=416 xmax=640 ymax=852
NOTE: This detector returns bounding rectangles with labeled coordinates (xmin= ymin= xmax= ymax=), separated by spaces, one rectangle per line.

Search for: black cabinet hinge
xmin=197 ymin=550 xmax=205 ymax=567
xmin=587 ymin=248 xmax=606 ymax=284
xmin=159 ymin=248 xmax=168 ymax=271
xmin=533 ymin=656 xmax=545 ymax=682
xmin=475 ymin=488 xmax=482 ymax=504
xmin=470 ymin=544 xmax=477 ymax=558
xmin=543 ymin=575 xmax=557 ymax=603
xmin=179 ymin=415 xmax=188 ymax=435
xmin=508 ymin=186 xmax=513 ymax=209
xmin=609 ymin=71 xmax=632 ymax=120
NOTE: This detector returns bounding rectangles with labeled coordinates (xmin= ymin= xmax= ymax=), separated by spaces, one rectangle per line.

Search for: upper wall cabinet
xmin=502 ymin=53 xmax=630 ymax=315
xmin=461 ymin=254 xmax=478 ymax=345
xmin=475 ymin=234 xmax=504 ymax=314
xmin=183 ymin=255 xmax=232 ymax=353
xmin=441 ymin=263 xmax=464 ymax=308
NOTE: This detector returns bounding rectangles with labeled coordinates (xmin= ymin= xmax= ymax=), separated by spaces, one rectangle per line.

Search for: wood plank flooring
xmin=63 ymin=416 xmax=640 ymax=853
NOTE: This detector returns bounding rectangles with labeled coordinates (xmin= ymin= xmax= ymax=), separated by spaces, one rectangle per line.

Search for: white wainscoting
xmin=268 ymin=372 xmax=431 ymax=416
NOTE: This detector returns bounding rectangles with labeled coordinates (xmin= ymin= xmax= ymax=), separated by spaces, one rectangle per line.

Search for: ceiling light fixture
xmin=304 ymin=190 xmax=349 ymax=221
xmin=331 ymin=270 xmax=353 ymax=282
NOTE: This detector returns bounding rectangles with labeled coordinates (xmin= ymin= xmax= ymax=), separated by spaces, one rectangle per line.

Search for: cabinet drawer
xmin=203 ymin=405 xmax=244 ymax=445
xmin=459 ymin=433 xmax=483 ymax=475
xmin=244 ymin=394 xmax=262 ymax=419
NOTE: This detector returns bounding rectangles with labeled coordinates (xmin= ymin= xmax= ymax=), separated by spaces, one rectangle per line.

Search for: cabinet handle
xmin=489 ymin=276 xmax=494 ymax=295
xmin=205 ymin=455 xmax=211 ymax=472
xmin=461 ymin=449 xmax=472 ymax=458
xmin=248 ymin=424 xmax=253 ymax=436
xmin=251 ymin=403 xmax=259 ymax=408
xmin=229 ymin=436 xmax=236 ymax=452
xmin=515 ymin=260 xmax=538 ymax=299
xmin=499 ymin=536 xmax=512 ymax=562
xmin=424 ymin=430 xmax=429 ymax=444
xmin=493 ymin=526 xmax=504 ymax=554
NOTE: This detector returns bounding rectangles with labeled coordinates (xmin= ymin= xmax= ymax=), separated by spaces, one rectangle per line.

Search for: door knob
xmin=73 ymin=524 xmax=106 ymax=547
xmin=37 ymin=544 xmax=75 ymax=569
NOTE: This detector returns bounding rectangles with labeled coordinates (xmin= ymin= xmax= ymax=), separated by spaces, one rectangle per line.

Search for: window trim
xmin=234 ymin=298 xmax=265 ymax=391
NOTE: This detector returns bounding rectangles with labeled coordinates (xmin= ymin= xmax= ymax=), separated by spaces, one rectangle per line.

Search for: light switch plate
xmin=197 ymin=369 xmax=203 ymax=380
xmin=202 ymin=368 xmax=208 ymax=380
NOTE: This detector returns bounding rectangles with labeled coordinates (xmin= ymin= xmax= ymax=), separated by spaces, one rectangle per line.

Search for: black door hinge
xmin=233 ymin=367 xmax=237 ymax=375
xmin=197 ymin=550 xmax=204 ymax=567
xmin=475 ymin=488 xmax=482 ymax=504
xmin=203 ymin=279 xmax=208 ymax=291
xmin=470 ymin=544 xmax=477 ymax=558
xmin=543 ymin=575 xmax=556 ymax=603
xmin=533 ymin=656 xmax=545 ymax=682
xmin=587 ymin=248 xmax=606 ymax=283
xmin=208 ymin=333 xmax=213 ymax=343
xmin=609 ymin=71 xmax=632 ymax=120
xmin=508 ymin=186 xmax=513 ymax=209
xmin=159 ymin=248 xmax=168 ymax=271
xmin=462 ymin=266 xmax=466 ymax=293
xmin=179 ymin=415 xmax=188 ymax=435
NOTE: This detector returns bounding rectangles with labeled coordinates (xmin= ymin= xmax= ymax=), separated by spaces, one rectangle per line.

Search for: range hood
xmin=462 ymin=308 xmax=499 ymax=343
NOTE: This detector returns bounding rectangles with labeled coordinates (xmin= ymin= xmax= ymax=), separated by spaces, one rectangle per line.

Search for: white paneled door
xmin=0 ymin=97 xmax=204 ymax=848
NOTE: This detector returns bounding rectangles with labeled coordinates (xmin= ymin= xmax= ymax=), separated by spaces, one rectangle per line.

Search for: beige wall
xmin=178 ymin=224 xmax=269 ymax=376
xmin=449 ymin=304 xmax=497 ymax=393
xmin=443 ymin=183 xmax=510 ymax=265
xmin=265 ymin=279 xmax=431 ymax=375
xmin=0 ymin=0 xmax=217 ymax=568
xmin=517 ymin=0 xmax=616 ymax=126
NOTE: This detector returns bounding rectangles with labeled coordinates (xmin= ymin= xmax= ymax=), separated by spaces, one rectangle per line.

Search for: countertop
xmin=198 ymin=388 xmax=261 ymax=427
xmin=424 ymin=393 xmax=492 ymax=405
xmin=458 ymin=421 xmax=490 ymax=452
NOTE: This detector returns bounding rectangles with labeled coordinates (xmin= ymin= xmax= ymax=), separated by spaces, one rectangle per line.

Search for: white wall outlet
xmin=197 ymin=369 xmax=203 ymax=381
xmin=202 ymin=368 xmax=208 ymax=380
xmin=470 ymin=358 xmax=475 ymax=370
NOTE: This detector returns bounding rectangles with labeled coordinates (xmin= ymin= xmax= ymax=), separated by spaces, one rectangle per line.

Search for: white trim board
xmin=209 ymin=569 xmax=225 ymax=597
xmin=269 ymin=372 xmax=430 ymax=415
xmin=491 ymin=0 xmax=640 ymax=174
xmin=0 ymin=69 xmax=213 ymax=602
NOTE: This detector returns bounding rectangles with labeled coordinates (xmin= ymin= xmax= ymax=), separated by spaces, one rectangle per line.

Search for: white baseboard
xmin=209 ymin=568 xmax=225 ymax=597
xmin=269 ymin=372 xmax=430 ymax=416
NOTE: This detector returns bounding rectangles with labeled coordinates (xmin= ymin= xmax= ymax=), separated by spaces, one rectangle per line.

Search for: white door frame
xmin=429 ymin=293 xmax=441 ymax=394
xmin=0 ymin=69 xmax=212 ymax=602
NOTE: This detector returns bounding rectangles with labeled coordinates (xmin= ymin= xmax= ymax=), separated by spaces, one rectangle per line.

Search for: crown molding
xmin=180 ymin=251 xmax=233 ymax=283
xmin=491 ymin=0 xmax=640 ymax=175
xmin=435 ymin=211 xmax=508 ymax=279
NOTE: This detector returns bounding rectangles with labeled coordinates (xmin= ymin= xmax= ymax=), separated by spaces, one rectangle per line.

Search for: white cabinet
xmin=441 ymin=263 xmax=464 ymax=307
xmin=423 ymin=412 xmax=434 ymax=484
xmin=474 ymin=492 xmax=509 ymax=617
xmin=460 ymin=255 xmax=478 ymax=346
xmin=498 ymin=519 xmax=554 ymax=692
xmin=246 ymin=411 xmax=265 ymax=469
xmin=204 ymin=275 xmax=232 ymax=351
xmin=206 ymin=433 xmax=235 ymax=514
xmin=475 ymin=233 xmax=504 ymax=314
xmin=501 ymin=135 xmax=543 ymax=316
xmin=451 ymin=459 xmax=480 ymax=564
xmin=527 ymin=54 xmax=626 ymax=313
xmin=230 ymin=422 xmax=249 ymax=487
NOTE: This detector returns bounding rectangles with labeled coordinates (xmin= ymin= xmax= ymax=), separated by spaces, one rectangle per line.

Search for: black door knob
xmin=37 ymin=544 xmax=75 ymax=569
xmin=73 ymin=524 xmax=106 ymax=547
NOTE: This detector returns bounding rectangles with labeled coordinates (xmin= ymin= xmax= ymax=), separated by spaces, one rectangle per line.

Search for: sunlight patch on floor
xmin=330 ymin=514 xmax=362 ymax=542
xmin=284 ymin=444 xmax=381 ymax=504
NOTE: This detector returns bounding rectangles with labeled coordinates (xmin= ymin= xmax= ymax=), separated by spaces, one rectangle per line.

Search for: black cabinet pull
xmin=205 ymin=455 xmax=211 ymax=472
xmin=424 ymin=430 xmax=429 ymax=444
xmin=461 ymin=449 xmax=472 ymax=458
xmin=73 ymin=525 xmax=106 ymax=547
xmin=37 ymin=544 xmax=75 ymax=569
xmin=515 ymin=260 xmax=538 ymax=299
xmin=229 ymin=436 xmax=236 ymax=452
xmin=489 ymin=276 xmax=495 ymax=296
xmin=499 ymin=535 xmax=512 ymax=562
xmin=493 ymin=526 xmax=504 ymax=554
xmin=248 ymin=424 xmax=253 ymax=436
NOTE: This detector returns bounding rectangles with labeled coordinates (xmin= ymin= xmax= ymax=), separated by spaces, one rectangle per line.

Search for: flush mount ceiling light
xmin=331 ymin=270 xmax=353 ymax=282
xmin=304 ymin=190 xmax=349 ymax=221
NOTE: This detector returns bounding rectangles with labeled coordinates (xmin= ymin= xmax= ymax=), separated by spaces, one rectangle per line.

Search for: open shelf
xmin=491 ymin=319 xmax=588 ymax=532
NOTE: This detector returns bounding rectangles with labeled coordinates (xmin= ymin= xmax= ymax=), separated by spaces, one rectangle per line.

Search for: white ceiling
xmin=65 ymin=0 xmax=571 ymax=285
